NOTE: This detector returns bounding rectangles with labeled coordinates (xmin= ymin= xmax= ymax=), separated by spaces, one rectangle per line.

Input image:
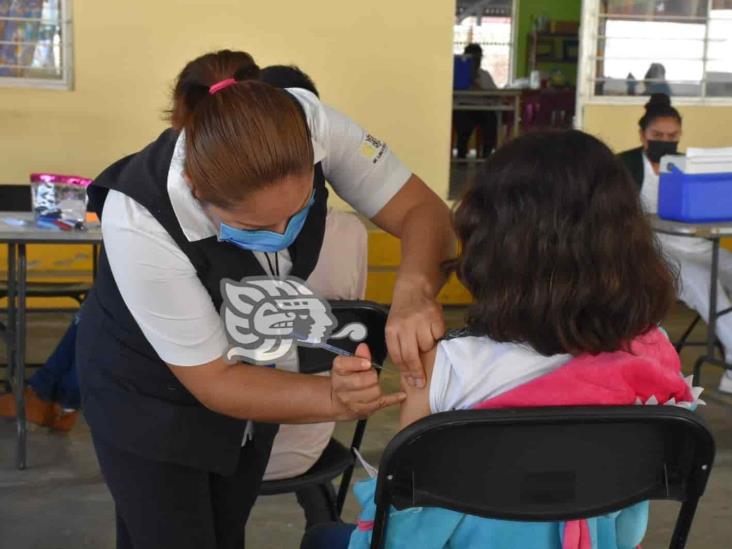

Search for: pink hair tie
xmin=209 ymin=78 xmax=237 ymax=95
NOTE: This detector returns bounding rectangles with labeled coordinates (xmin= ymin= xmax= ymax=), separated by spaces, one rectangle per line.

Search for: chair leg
xmin=338 ymin=420 xmax=368 ymax=515
xmin=336 ymin=464 xmax=355 ymax=516
xmin=675 ymin=314 xmax=701 ymax=353
xmin=692 ymin=356 xmax=705 ymax=387
xmin=716 ymin=339 xmax=726 ymax=361
xmin=295 ymin=483 xmax=339 ymax=529
xmin=371 ymin=501 xmax=390 ymax=549
xmin=669 ymin=499 xmax=699 ymax=549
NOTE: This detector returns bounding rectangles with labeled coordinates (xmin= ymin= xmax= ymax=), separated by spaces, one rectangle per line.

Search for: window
xmin=579 ymin=0 xmax=732 ymax=102
xmin=454 ymin=2 xmax=515 ymax=87
xmin=0 ymin=0 xmax=72 ymax=89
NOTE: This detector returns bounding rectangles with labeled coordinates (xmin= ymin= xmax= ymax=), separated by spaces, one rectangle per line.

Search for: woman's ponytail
xmin=168 ymin=50 xmax=260 ymax=130
xmin=165 ymin=50 xmax=313 ymax=209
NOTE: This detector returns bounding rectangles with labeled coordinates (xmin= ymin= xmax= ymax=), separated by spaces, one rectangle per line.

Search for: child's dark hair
xmin=260 ymin=64 xmax=319 ymax=97
xmin=639 ymin=93 xmax=681 ymax=130
xmin=453 ymin=130 xmax=676 ymax=356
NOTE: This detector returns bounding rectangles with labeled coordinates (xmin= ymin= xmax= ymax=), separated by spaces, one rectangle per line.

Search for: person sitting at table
xmin=262 ymin=206 xmax=368 ymax=528
xmin=256 ymin=64 xmax=371 ymax=528
xmin=0 ymin=310 xmax=81 ymax=431
xmin=619 ymin=93 xmax=732 ymax=394
xmin=453 ymin=43 xmax=498 ymax=159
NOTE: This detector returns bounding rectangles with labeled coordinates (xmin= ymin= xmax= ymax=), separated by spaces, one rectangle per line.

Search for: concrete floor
xmin=1 ymin=304 xmax=731 ymax=548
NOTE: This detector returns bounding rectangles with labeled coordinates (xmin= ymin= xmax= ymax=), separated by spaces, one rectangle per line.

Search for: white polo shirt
xmin=101 ymin=88 xmax=411 ymax=367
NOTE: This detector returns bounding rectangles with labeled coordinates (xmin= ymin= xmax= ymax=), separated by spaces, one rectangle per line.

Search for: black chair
xmin=259 ymin=300 xmax=389 ymax=520
xmin=0 ymin=184 xmax=95 ymax=308
xmin=371 ymin=406 xmax=715 ymax=549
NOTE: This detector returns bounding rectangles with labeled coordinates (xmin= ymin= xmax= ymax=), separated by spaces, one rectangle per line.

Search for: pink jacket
xmin=472 ymin=328 xmax=701 ymax=549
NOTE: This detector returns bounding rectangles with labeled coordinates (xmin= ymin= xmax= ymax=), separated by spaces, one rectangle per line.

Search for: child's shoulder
xmin=440 ymin=327 xmax=478 ymax=341
xmin=430 ymin=331 xmax=571 ymax=413
xmin=437 ymin=329 xmax=539 ymax=360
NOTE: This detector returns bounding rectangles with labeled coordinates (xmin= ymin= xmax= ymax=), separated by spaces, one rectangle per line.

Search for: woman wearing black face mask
xmin=619 ymin=93 xmax=732 ymax=395
xmin=618 ymin=93 xmax=680 ymax=188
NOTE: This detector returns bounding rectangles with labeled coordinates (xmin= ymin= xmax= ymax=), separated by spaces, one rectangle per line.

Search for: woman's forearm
xmin=169 ymin=349 xmax=405 ymax=424
xmin=170 ymin=357 xmax=341 ymax=423
xmin=372 ymin=174 xmax=455 ymax=296
xmin=210 ymin=364 xmax=338 ymax=423
xmin=371 ymin=174 xmax=456 ymax=380
xmin=394 ymin=194 xmax=455 ymax=296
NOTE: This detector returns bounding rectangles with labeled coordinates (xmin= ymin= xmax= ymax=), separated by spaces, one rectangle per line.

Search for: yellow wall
xmin=0 ymin=0 xmax=455 ymax=204
xmin=1 ymin=1 xmax=464 ymax=306
xmin=583 ymin=104 xmax=732 ymax=153
xmin=365 ymin=228 xmax=471 ymax=305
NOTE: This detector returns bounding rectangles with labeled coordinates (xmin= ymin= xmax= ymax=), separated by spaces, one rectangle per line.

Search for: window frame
xmin=0 ymin=0 xmax=73 ymax=90
xmin=577 ymin=0 xmax=732 ymax=123
xmin=454 ymin=0 xmax=518 ymax=86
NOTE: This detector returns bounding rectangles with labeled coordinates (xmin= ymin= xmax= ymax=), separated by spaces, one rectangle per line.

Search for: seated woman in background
xmin=302 ymin=130 xmax=703 ymax=549
xmin=259 ymin=63 xmax=371 ymax=528
xmin=263 ymin=206 xmax=368 ymax=527
xmin=619 ymin=93 xmax=732 ymax=394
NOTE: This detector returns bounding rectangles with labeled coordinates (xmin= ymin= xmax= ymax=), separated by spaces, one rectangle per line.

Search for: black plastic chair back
xmin=0 ymin=184 xmax=32 ymax=212
xmin=372 ymin=406 xmax=715 ymax=549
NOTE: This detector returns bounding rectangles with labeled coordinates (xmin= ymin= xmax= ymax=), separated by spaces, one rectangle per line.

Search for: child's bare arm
xmin=398 ymin=346 xmax=438 ymax=430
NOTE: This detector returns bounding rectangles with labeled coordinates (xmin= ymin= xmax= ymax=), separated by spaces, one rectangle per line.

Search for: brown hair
xmin=453 ymin=130 xmax=676 ymax=356
xmin=168 ymin=50 xmax=313 ymax=208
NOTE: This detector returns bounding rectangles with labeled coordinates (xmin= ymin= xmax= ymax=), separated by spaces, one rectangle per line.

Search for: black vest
xmin=77 ymin=128 xmax=328 ymax=475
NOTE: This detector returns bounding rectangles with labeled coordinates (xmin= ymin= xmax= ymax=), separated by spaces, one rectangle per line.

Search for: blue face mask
xmin=218 ymin=190 xmax=315 ymax=253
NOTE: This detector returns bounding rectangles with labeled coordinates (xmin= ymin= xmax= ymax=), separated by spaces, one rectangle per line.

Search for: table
xmin=0 ymin=212 xmax=101 ymax=469
xmin=651 ymin=216 xmax=732 ymax=385
xmin=452 ymin=89 xmax=522 ymax=148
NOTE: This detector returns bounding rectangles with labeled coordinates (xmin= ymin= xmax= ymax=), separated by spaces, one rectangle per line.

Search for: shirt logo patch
xmin=360 ymin=134 xmax=387 ymax=164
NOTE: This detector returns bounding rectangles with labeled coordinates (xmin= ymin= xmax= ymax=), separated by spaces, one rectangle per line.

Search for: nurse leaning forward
xmin=76 ymin=49 xmax=454 ymax=548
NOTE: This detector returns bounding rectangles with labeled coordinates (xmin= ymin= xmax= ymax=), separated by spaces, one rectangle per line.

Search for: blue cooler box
xmin=658 ymin=165 xmax=732 ymax=222
xmin=453 ymin=55 xmax=472 ymax=90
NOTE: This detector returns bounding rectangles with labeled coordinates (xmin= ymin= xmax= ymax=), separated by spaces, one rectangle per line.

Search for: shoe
xmin=0 ymin=387 xmax=54 ymax=426
xmin=48 ymin=404 xmax=78 ymax=432
xmin=0 ymin=391 xmax=15 ymax=417
xmin=719 ymin=370 xmax=732 ymax=395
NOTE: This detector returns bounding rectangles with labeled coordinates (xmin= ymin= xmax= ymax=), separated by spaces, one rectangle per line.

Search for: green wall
xmin=515 ymin=0 xmax=583 ymax=80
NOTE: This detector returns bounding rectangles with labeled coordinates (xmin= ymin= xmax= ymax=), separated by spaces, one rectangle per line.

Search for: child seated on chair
xmin=300 ymin=130 xmax=704 ymax=549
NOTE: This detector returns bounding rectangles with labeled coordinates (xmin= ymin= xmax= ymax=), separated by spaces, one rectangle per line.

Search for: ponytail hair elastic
xmin=209 ymin=78 xmax=238 ymax=95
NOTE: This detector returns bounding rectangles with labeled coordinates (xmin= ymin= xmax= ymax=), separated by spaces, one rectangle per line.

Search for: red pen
xmin=52 ymin=219 xmax=73 ymax=231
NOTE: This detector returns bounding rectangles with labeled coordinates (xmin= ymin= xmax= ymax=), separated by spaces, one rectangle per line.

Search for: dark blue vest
xmin=77 ymin=128 xmax=328 ymax=474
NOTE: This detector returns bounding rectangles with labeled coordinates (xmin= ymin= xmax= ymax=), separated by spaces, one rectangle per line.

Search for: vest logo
xmin=220 ymin=276 xmax=367 ymax=365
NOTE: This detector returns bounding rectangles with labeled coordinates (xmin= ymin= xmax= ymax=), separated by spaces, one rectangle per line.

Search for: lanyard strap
xmin=264 ymin=252 xmax=280 ymax=277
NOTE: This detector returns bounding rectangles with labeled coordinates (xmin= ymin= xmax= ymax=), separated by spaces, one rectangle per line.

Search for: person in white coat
xmin=619 ymin=94 xmax=732 ymax=394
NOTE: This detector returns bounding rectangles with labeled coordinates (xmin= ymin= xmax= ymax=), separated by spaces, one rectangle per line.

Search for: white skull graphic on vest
xmin=221 ymin=276 xmax=367 ymax=364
